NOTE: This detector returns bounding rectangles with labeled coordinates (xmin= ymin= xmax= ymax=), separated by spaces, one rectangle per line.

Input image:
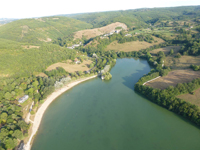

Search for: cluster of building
xmin=67 ymin=42 xmax=82 ymax=49
xmin=18 ymin=95 xmax=29 ymax=103
xmin=101 ymin=30 xmax=121 ymax=38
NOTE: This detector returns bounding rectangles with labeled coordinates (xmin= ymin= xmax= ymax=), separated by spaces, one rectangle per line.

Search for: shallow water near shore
xmin=32 ymin=58 xmax=200 ymax=150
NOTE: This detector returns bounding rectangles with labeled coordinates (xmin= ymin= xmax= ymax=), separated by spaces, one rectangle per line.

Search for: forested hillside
xmin=68 ymin=6 xmax=200 ymax=29
xmin=0 ymin=16 xmax=92 ymax=44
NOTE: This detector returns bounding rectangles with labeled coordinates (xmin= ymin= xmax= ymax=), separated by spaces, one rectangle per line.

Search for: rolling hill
xmin=67 ymin=6 xmax=200 ymax=29
xmin=0 ymin=16 xmax=93 ymax=45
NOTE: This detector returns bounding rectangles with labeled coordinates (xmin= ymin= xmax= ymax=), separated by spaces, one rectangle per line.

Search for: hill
xmin=0 ymin=16 xmax=92 ymax=44
xmin=67 ymin=6 xmax=200 ymax=29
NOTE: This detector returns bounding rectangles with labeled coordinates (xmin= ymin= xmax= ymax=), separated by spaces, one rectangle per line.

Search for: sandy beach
xmin=24 ymin=75 xmax=97 ymax=150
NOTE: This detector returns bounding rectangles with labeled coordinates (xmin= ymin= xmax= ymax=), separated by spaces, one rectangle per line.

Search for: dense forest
xmin=68 ymin=6 xmax=200 ymax=28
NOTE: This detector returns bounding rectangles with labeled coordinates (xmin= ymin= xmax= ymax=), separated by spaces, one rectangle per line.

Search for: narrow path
xmin=142 ymin=76 xmax=161 ymax=85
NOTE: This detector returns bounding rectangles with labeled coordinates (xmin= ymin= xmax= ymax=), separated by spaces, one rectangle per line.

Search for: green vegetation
xmin=0 ymin=16 xmax=92 ymax=44
xmin=190 ymin=64 xmax=200 ymax=71
xmin=0 ymin=41 xmax=76 ymax=76
xmin=102 ymin=72 xmax=112 ymax=80
xmin=69 ymin=6 xmax=200 ymax=29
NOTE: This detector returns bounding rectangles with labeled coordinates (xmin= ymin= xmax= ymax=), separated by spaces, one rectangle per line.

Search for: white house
xmin=115 ymin=30 xmax=121 ymax=34
xmin=18 ymin=95 xmax=29 ymax=103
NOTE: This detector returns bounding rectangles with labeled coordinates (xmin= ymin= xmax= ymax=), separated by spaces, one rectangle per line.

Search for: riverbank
xmin=24 ymin=75 xmax=97 ymax=150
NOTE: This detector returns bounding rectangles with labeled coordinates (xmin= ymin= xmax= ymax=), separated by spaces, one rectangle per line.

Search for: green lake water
xmin=32 ymin=58 xmax=200 ymax=150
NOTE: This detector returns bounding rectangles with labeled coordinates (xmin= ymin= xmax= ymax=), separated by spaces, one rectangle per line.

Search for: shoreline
xmin=24 ymin=75 xmax=97 ymax=150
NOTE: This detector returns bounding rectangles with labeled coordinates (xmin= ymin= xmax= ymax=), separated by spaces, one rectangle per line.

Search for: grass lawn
xmin=105 ymin=36 xmax=164 ymax=52
xmin=165 ymin=55 xmax=200 ymax=70
xmin=150 ymin=46 xmax=181 ymax=55
xmin=46 ymin=59 xmax=93 ymax=73
xmin=177 ymin=88 xmax=200 ymax=107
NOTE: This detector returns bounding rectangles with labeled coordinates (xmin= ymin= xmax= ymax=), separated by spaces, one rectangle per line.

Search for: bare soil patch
xmin=74 ymin=22 xmax=127 ymax=39
xmin=177 ymin=88 xmax=200 ymax=107
xmin=105 ymin=36 xmax=164 ymax=52
xmin=46 ymin=60 xmax=92 ymax=73
xmin=36 ymin=72 xmax=48 ymax=77
xmin=150 ymin=46 xmax=181 ymax=55
xmin=146 ymin=69 xmax=200 ymax=90
xmin=38 ymin=38 xmax=52 ymax=42
xmin=22 ymin=45 xmax=40 ymax=49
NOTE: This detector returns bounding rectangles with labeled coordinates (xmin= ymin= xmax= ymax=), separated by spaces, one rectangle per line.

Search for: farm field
xmin=177 ymin=88 xmax=200 ymax=107
xmin=150 ymin=46 xmax=181 ymax=55
xmin=165 ymin=55 xmax=200 ymax=69
xmin=46 ymin=59 xmax=93 ymax=73
xmin=105 ymin=36 xmax=164 ymax=52
xmin=146 ymin=69 xmax=200 ymax=89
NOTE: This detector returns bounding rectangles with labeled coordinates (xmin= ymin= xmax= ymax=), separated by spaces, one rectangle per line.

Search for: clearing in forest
xmin=46 ymin=60 xmax=92 ymax=73
xmin=177 ymin=88 xmax=200 ymax=107
xmin=146 ymin=69 xmax=200 ymax=90
xmin=105 ymin=36 xmax=164 ymax=52
xmin=74 ymin=22 xmax=127 ymax=39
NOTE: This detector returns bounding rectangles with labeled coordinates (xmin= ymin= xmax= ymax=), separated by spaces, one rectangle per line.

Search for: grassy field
xmin=105 ymin=36 xmax=164 ymax=52
xmin=150 ymin=46 xmax=181 ymax=55
xmin=46 ymin=59 xmax=92 ymax=73
xmin=177 ymin=88 xmax=200 ymax=107
xmin=146 ymin=69 xmax=200 ymax=89
xmin=165 ymin=55 xmax=200 ymax=69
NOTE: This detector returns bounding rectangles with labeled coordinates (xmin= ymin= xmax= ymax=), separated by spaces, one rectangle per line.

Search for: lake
xmin=32 ymin=58 xmax=200 ymax=150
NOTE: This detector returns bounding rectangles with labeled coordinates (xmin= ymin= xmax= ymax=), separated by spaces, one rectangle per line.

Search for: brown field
xmin=146 ymin=69 xmax=200 ymax=89
xmin=150 ymin=46 xmax=181 ymax=55
xmin=46 ymin=60 xmax=92 ymax=73
xmin=74 ymin=22 xmax=127 ymax=39
xmin=105 ymin=36 xmax=164 ymax=52
xmin=177 ymin=88 xmax=200 ymax=107
xmin=165 ymin=55 xmax=200 ymax=69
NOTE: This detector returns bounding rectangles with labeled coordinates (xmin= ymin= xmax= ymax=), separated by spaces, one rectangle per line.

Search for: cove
xmin=32 ymin=58 xmax=200 ymax=150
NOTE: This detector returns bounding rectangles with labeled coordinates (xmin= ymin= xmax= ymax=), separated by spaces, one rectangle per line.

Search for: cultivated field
xmin=165 ymin=55 xmax=200 ymax=69
xmin=177 ymin=88 xmax=200 ymax=107
xmin=150 ymin=46 xmax=181 ymax=55
xmin=74 ymin=22 xmax=127 ymax=39
xmin=46 ymin=60 xmax=92 ymax=73
xmin=146 ymin=69 xmax=200 ymax=89
xmin=105 ymin=36 xmax=164 ymax=52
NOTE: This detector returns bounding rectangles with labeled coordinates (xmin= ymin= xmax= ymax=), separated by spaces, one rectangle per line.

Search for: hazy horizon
xmin=1 ymin=0 xmax=200 ymax=19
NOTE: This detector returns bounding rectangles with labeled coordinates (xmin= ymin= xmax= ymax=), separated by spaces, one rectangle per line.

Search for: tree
xmin=170 ymin=49 xmax=174 ymax=55
xmin=0 ymin=128 xmax=9 ymax=141
xmin=175 ymin=53 xmax=181 ymax=58
xmin=5 ymin=138 xmax=17 ymax=149
xmin=13 ymin=130 xmax=23 ymax=140
xmin=1 ymin=113 xmax=8 ymax=123
xmin=4 ymin=92 xmax=12 ymax=100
